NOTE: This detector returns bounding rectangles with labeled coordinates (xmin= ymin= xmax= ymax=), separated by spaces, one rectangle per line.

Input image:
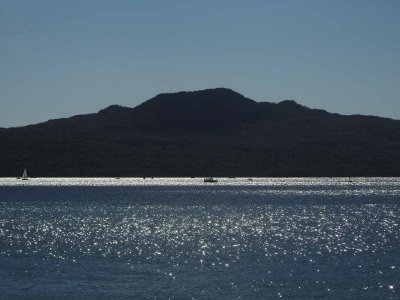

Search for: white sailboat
xmin=21 ymin=169 xmax=28 ymax=180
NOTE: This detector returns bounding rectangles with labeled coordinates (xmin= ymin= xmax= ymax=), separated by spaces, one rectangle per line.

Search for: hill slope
xmin=1 ymin=88 xmax=399 ymax=177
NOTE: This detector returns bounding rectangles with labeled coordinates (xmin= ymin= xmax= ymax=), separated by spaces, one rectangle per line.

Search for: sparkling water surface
xmin=0 ymin=178 xmax=399 ymax=299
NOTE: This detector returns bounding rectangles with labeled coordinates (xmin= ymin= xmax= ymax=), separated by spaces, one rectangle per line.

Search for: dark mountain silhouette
xmin=1 ymin=88 xmax=399 ymax=177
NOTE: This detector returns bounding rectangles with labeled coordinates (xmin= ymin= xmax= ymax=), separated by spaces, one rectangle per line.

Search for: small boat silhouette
xmin=204 ymin=177 xmax=218 ymax=183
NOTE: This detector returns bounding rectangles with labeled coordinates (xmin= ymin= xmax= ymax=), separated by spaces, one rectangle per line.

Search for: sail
xmin=22 ymin=169 xmax=27 ymax=179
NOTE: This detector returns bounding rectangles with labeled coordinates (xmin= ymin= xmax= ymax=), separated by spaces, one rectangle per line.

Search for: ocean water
xmin=0 ymin=177 xmax=399 ymax=299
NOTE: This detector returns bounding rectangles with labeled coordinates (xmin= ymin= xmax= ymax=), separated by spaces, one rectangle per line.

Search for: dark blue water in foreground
xmin=0 ymin=178 xmax=399 ymax=299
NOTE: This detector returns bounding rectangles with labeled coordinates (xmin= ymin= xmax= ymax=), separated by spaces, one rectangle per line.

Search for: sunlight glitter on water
xmin=1 ymin=176 xmax=399 ymax=186
xmin=0 ymin=178 xmax=399 ymax=298
xmin=1 ymin=177 xmax=399 ymax=198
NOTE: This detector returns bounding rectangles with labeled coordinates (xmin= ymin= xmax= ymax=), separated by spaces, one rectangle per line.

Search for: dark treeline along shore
xmin=1 ymin=88 xmax=400 ymax=177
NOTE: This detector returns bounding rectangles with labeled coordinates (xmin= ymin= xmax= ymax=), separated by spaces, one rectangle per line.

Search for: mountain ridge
xmin=1 ymin=88 xmax=399 ymax=177
xmin=1 ymin=88 xmax=325 ymax=130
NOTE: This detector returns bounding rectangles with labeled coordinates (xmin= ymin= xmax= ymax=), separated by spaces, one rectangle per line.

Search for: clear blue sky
xmin=1 ymin=0 xmax=399 ymax=127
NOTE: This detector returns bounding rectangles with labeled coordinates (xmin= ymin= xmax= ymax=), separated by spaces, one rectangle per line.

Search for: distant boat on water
xmin=21 ymin=169 xmax=28 ymax=180
xmin=204 ymin=177 xmax=218 ymax=183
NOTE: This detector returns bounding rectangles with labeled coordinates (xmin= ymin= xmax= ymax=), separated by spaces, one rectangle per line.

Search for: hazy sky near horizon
xmin=1 ymin=0 xmax=399 ymax=127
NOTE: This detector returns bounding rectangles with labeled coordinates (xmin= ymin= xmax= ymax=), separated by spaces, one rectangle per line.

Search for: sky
xmin=1 ymin=0 xmax=399 ymax=127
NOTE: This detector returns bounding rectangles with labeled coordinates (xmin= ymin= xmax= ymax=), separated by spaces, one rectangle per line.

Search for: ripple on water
xmin=0 ymin=178 xmax=399 ymax=298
